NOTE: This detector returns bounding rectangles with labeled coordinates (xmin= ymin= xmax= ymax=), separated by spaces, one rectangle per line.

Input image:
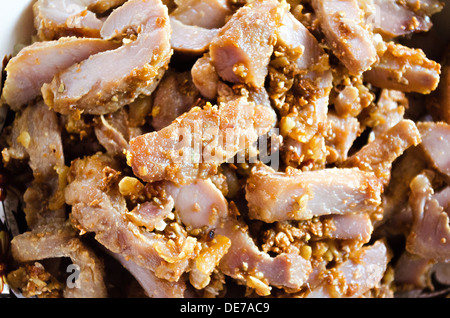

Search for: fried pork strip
xmin=42 ymin=0 xmax=172 ymax=115
xmin=344 ymin=119 xmax=421 ymax=186
xmin=209 ymin=0 xmax=288 ymax=87
xmin=245 ymin=165 xmax=382 ymax=223
xmin=33 ymin=0 xmax=125 ymax=40
xmin=128 ymin=97 xmax=276 ymax=184
xmin=312 ymin=0 xmax=378 ymax=75
xmin=364 ymin=42 xmax=441 ymax=94
xmin=1 ymin=37 xmax=119 ymax=111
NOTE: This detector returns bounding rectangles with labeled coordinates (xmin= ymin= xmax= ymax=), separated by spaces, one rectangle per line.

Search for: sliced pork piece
xmin=171 ymin=0 xmax=231 ymax=29
xmin=322 ymin=213 xmax=373 ymax=243
xmin=369 ymin=0 xmax=433 ymax=39
xmin=2 ymin=101 xmax=67 ymax=229
xmin=34 ymin=0 xmax=106 ymax=40
xmin=344 ymin=119 xmax=421 ymax=186
xmin=128 ymin=97 xmax=276 ymax=184
xmin=325 ymin=112 xmax=360 ymax=163
xmin=151 ymin=70 xmax=200 ymax=131
xmin=42 ymin=0 xmax=172 ymax=115
xmin=170 ymin=17 xmax=219 ymax=54
xmin=164 ymin=178 xmax=312 ymax=294
xmin=110 ymin=252 xmax=188 ymax=298
xmin=1 ymin=37 xmax=119 ymax=111
xmin=169 ymin=0 xmax=231 ymax=54
xmin=406 ymin=172 xmax=450 ymax=262
xmin=165 ymin=179 xmax=228 ymax=229
xmin=417 ymin=121 xmax=450 ymax=178
xmin=306 ymin=240 xmax=391 ymax=298
xmin=312 ymin=0 xmax=378 ymax=75
xmin=10 ymin=222 xmax=107 ymax=298
xmin=209 ymin=0 xmax=288 ymax=87
xmin=364 ymin=42 xmax=441 ymax=94
xmin=191 ymin=54 xmax=220 ymax=100
xmin=245 ymin=165 xmax=382 ymax=223
xmin=65 ymin=153 xmax=194 ymax=286
xmin=276 ymin=11 xmax=323 ymax=71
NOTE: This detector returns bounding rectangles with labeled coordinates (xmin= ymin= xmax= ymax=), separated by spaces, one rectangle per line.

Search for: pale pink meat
xmin=42 ymin=0 xmax=172 ymax=115
xmin=171 ymin=0 xmax=231 ymax=29
xmin=1 ymin=37 xmax=118 ymax=111
xmin=276 ymin=11 xmax=323 ymax=70
xmin=191 ymin=54 xmax=220 ymax=100
xmin=33 ymin=0 xmax=119 ymax=40
xmin=406 ymin=172 xmax=450 ymax=262
xmin=209 ymin=0 xmax=288 ymax=87
xmin=369 ymin=0 xmax=433 ymax=39
xmin=110 ymin=252 xmax=188 ymax=298
xmin=65 ymin=153 xmax=193 ymax=287
xmin=322 ymin=213 xmax=373 ymax=243
xmin=245 ymin=165 xmax=382 ymax=223
xmin=128 ymin=97 xmax=276 ymax=184
xmin=312 ymin=0 xmax=378 ymax=75
xmin=325 ymin=112 xmax=361 ymax=163
xmin=364 ymin=42 xmax=441 ymax=94
xmin=170 ymin=17 xmax=219 ymax=54
xmin=417 ymin=121 xmax=450 ymax=178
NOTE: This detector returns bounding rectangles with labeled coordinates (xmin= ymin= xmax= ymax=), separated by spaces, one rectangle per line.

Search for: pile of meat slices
xmin=0 ymin=0 xmax=449 ymax=298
